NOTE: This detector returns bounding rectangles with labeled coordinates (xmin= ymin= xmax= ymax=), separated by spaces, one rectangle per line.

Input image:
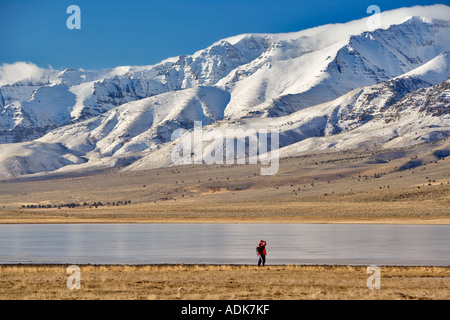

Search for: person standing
xmin=256 ymin=240 xmax=267 ymax=266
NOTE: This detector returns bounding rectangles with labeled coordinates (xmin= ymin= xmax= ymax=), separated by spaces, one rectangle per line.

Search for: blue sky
xmin=0 ymin=0 xmax=446 ymax=69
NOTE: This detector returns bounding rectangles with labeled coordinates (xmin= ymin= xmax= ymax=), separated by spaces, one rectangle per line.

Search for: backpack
xmin=256 ymin=246 xmax=263 ymax=255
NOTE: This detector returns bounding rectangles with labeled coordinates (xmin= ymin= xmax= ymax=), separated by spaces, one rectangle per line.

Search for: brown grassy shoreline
xmin=1 ymin=143 xmax=449 ymax=225
xmin=0 ymin=217 xmax=449 ymax=224
xmin=1 ymin=196 xmax=448 ymax=224
xmin=1 ymin=264 xmax=449 ymax=300
xmin=1 ymin=185 xmax=449 ymax=224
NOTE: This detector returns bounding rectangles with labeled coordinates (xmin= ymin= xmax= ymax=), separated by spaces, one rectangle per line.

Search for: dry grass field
xmin=0 ymin=264 xmax=448 ymax=300
xmin=0 ymin=141 xmax=449 ymax=301
xmin=0 ymin=140 xmax=449 ymax=224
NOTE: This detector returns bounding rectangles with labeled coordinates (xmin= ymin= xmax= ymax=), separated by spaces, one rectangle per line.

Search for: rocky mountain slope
xmin=0 ymin=5 xmax=449 ymax=177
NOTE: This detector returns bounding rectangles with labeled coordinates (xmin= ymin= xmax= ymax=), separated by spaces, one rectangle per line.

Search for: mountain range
xmin=0 ymin=5 xmax=449 ymax=178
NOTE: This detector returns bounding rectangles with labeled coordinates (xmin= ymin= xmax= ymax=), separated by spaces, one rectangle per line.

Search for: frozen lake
xmin=0 ymin=223 xmax=449 ymax=265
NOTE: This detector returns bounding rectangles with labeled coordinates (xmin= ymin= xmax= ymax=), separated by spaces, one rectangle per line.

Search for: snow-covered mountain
xmin=0 ymin=5 xmax=449 ymax=178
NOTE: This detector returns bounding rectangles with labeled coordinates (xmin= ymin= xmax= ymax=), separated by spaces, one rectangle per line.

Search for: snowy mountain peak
xmin=0 ymin=5 xmax=449 ymax=177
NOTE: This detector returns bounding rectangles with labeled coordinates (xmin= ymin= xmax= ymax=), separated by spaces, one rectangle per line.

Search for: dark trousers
xmin=258 ymin=254 xmax=266 ymax=266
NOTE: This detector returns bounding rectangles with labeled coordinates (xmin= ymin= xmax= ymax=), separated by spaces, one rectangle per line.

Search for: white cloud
xmin=0 ymin=62 xmax=45 ymax=86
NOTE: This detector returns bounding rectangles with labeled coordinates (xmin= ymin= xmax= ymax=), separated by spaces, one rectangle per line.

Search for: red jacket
xmin=257 ymin=245 xmax=267 ymax=255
